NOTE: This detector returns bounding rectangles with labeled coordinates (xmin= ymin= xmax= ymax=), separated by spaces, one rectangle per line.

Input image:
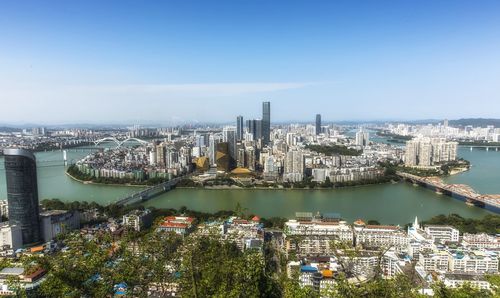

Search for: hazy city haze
xmin=1 ymin=0 xmax=500 ymax=124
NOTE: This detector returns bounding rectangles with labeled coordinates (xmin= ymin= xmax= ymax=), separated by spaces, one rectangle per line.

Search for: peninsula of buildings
xmin=61 ymin=102 xmax=465 ymax=190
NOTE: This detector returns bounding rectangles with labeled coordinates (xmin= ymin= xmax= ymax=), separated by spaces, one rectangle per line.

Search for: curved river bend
xmin=1 ymin=145 xmax=499 ymax=225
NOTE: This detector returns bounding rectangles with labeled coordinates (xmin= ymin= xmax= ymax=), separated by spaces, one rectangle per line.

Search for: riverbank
xmin=177 ymin=179 xmax=398 ymax=191
xmin=449 ymin=167 xmax=469 ymax=175
xmin=65 ymin=171 xmax=146 ymax=188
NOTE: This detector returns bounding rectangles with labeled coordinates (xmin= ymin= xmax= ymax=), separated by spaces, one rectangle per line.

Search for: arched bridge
xmin=94 ymin=137 xmax=149 ymax=148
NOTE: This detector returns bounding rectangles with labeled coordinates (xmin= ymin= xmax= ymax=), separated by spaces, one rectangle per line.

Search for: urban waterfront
xmin=0 ymin=145 xmax=498 ymax=224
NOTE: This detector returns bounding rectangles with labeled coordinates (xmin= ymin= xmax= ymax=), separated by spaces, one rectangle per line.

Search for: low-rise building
xmin=443 ymin=273 xmax=491 ymax=290
xmin=0 ymin=267 xmax=46 ymax=295
xmin=40 ymin=210 xmax=80 ymax=242
xmin=462 ymin=233 xmax=500 ymax=249
xmin=448 ymin=250 xmax=498 ymax=274
xmin=284 ymin=213 xmax=353 ymax=257
xmin=418 ymin=249 xmax=449 ymax=272
xmin=122 ymin=209 xmax=153 ymax=231
xmin=0 ymin=222 xmax=22 ymax=256
xmin=157 ymin=216 xmax=195 ymax=235
xmin=222 ymin=216 xmax=264 ymax=251
xmin=424 ymin=225 xmax=460 ymax=243
xmin=353 ymin=220 xmax=408 ymax=251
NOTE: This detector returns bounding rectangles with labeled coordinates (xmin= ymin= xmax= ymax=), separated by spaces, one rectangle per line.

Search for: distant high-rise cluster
xmin=355 ymin=128 xmax=370 ymax=147
xmin=239 ymin=101 xmax=271 ymax=145
xmin=404 ymin=138 xmax=458 ymax=167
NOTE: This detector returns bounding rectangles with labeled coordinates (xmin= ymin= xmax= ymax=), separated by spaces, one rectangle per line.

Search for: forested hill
xmin=449 ymin=118 xmax=500 ymax=127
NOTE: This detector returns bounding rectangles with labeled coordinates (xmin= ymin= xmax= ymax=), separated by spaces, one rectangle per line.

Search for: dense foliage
xmin=376 ymin=131 xmax=413 ymax=141
xmin=305 ymin=144 xmax=362 ymax=156
xmin=449 ymin=118 xmax=500 ymax=127
xmin=30 ymin=230 xmax=497 ymax=298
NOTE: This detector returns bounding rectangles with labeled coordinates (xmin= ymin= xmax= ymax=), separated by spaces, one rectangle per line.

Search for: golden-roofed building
xmin=231 ymin=167 xmax=252 ymax=175
xmin=195 ymin=156 xmax=209 ymax=171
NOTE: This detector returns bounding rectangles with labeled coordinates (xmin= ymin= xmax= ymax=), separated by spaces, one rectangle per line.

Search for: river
xmin=0 ymin=144 xmax=499 ymax=225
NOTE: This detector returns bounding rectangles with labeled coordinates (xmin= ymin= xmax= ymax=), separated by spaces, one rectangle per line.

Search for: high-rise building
xmin=3 ymin=148 xmax=41 ymax=245
xmin=404 ymin=138 xmax=458 ymax=167
xmin=236 ymin=116 xmax=244 ymax=141
xmin=284 ymin=150 xmax=305 ymax=182
xmin=246 ymin=119 xmax=263 ymax=141
xmin=245 ymin=146 xmax=256 ymax=171
xmin=355 ymin=128 xmax=370 ymax=147
xmin=156 ymin=144 xmax=166 ymax=167
xmin=262 ymin=101 xmax=271 ymax=145
xmin=236 ymin=147 xmax=246 ymax=168
xmin=315 ymin=114 xmax=322 ymax=135
xmin=216 ymin=142 xmax=231 ymax=172
xmin=223 ymin=126 xmax=237 ymax=163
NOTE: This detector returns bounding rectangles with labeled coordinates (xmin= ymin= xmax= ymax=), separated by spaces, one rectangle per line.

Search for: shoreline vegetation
xmin=393 ymin=158 xmax=471 ymax=177
xmin=66 ymin=165 xmax=401 ymax=189
xmin=304 ymin=144 xmax=362 ymax=156
xmin=40 ymin=198 xmax=500 ymax=234
xmin=66 ymin=159 xmax=471 ymax=190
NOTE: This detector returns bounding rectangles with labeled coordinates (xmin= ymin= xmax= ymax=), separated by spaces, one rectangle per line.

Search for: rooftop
xmin=0 ymin=267 xmax=24 ymax=276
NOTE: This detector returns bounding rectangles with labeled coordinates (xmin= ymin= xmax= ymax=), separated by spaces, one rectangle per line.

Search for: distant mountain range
xmin=449 ymin=118 xmax=500 ymax=127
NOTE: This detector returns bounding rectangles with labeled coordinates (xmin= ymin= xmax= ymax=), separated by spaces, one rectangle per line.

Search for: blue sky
xmin=1 ymin=0 xmax=500 ymax=124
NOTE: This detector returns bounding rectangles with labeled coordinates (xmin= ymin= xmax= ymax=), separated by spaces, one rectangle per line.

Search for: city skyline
xmin=1 ymin=1 xmax=500 ymax=123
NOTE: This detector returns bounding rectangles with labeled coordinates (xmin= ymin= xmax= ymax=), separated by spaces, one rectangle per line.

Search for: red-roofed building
xmin=251 ymin=216 xmax=260 ymax=222
xmin=157 ymin=216 xmax=195 ymax=235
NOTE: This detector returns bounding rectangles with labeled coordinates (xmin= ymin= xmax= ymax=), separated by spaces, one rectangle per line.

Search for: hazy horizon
xmin=1 ymin=1 xmax=500 ymax=123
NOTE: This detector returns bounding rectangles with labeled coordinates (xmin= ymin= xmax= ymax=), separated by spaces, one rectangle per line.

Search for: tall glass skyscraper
xmin=262 ymin=101 xmax=271 ymax=145
xmin=316 ymin=114 xmax=322 ymax=135
xmin=4 ymin=148 xmax=41 ymax=245
xmin=236 ymin=115 xmax=244 ymax=141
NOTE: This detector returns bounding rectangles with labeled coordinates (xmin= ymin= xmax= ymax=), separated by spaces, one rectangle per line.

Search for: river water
xmin=0 ymin=144 xmax=499 ymax=225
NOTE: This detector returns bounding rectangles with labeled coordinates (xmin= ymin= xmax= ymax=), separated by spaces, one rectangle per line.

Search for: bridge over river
xmin=397 ymin=172 xmax=500 ymax=214
xmin=115 ymin=175 xmax=190 ymax=206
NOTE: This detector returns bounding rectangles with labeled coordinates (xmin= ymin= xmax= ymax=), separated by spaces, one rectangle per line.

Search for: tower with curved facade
xmin=3 ymin=148 xmax=41 ymax=245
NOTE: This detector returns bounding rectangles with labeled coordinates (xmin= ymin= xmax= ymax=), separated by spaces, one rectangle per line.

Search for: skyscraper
xmin=3 ymin=148 xmax=41 ymax=245
xmin=246 ymin=119 xmax=262 ymax=141
xmin=262 ymin=101 xmax=271 ymax=145
xmin=315 ymin=114 xmax=321 ymax=135
xmin=355 ymin=128 xmax=370 ymax=147
xmin=223 ymin=126 xmax=237 ymax=166
xmin=236 ymin=115 xmax=244 ymax=141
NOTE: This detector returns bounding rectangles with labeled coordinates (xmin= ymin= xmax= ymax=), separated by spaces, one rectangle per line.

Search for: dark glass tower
xmin=236 ymin=115 xmax=244 ymax=141
xmin=262 ymin=101 xmax=271 ymax=145
xmin=3 ymin=148 xmax=41 ymax=245
xmin=316 ymin=114 xmax=322 ymax=135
